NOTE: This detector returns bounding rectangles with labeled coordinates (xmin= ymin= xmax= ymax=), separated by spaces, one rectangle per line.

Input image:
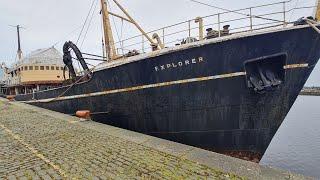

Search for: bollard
xmin=75 ymin=110 xmax=91 ymax=119
xmin=6 ymin=95 xmax=16 ymax=101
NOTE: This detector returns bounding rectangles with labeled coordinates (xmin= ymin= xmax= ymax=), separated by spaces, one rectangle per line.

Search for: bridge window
xmin=29 ymin=66 xmax=33 ymax=70
xmin=51 ymin=66 xmax=54 ymax=70
xmin=25 ymin=66 xmax=28 ymax=71
xmin=40 ymin=66 xmax=44 ymax=70
xmin=46 ymin=66 xmax=49 ymax=70
xmin=56 ymin=66 xmax=59 ymax=70
xmin=35 ymin=66 xmax=39 ymax=70
xmin=60 ymin=67 xmax=63 ymax=70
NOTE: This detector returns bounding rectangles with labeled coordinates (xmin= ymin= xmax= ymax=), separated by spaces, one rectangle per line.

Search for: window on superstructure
xmin=40 ymin=66 xmax=44 ymax=70
xmin=29 ymin=66 xmax=33 ymax=70
xmin=51 ymin=66 xmax=54 ymax=70
xmin=56 ymin=66 xmax=59 ymax=70
xmin=25 ymin=66 xmax=28 ymax=71
xmin=46 ymin=66 xmax=49 ymax=70
xmin=35 ymin=66 xmax=39 ymax=70
xmin=60 ymin=67 xmax=63 ymax=70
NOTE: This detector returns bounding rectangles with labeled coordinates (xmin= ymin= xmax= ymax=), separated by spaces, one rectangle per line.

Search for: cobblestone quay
xmin=0 ymin=98 xmax=309 ymax=179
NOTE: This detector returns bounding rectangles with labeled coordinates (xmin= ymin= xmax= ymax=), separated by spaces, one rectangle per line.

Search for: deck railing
xmin=112 ymin=1 xmax=316 ymax=56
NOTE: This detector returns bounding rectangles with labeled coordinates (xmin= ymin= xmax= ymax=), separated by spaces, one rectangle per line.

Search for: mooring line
xmin=0 ymin=123 xmax=68 ymax=178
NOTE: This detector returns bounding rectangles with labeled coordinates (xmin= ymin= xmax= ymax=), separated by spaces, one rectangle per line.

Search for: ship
xmin=0 ymin=67 xmax=6 ymax=97
xmin=12 ymin=0 xmax=320 ymax=159
xmin=2 ymin=48 xmax=69 ymax=95
xmin=0 ymin=25 xmax=70 ymax=97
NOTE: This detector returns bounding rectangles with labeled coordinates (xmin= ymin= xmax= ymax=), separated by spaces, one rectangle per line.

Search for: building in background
xmin=0 ymin=67 xmax=6 ymax=96
xmin=3 ymin=47 xmax=68 ymax=95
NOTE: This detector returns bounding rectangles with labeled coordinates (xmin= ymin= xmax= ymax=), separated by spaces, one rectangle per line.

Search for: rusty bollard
xmin=75 ymin=110 xmax=91 ymax=120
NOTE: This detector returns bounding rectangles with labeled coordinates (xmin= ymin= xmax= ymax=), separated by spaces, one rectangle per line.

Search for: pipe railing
xmin=110 ymin=2 xmax=316 ymax=56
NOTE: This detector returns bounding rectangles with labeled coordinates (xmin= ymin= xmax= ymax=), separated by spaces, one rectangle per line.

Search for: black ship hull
xmin=16 ymin=25 xmax=320 ymax=155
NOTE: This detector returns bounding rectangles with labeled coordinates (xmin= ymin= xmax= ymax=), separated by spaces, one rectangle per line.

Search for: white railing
xmin=112 ymin=1 xmax=316 ymax=56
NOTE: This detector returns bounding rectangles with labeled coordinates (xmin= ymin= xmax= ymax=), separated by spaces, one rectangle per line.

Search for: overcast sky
xmin=1 ymin=0 xmax=319 ymax=85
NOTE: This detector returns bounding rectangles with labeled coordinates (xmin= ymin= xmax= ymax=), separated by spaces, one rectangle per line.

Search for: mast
xmin=16 ymin=25 xmax=23 ymax=61
xmin=111 ymin=0 xmax=156 ymax=47
xmin=100 ymin=0 xmax=117 ymax=61
xmin=100 ymin=0 xmax=159 ymax=61
xmin=315 ymin=0 xmax=320 ymax=21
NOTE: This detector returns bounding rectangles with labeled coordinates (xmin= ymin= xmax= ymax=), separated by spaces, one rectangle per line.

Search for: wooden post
xmin=315 ymin=0 xmax=320 ymax=21
xmin=249 ymin=8 xmax=253 ymax=30
xmin=283 ymin=2 xmax=286 ymax=27
xmin=195 ymin=17 xmax=204 ymax=40
xmin=188 ymin=20 xmax=191 ymax=38
xmin=218 ymin=13 xmax=221 ymax=37
xmin=100 ymin=0 xmax=117 ymax=60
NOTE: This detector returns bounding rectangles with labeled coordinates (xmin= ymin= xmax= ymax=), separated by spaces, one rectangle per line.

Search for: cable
xmin=45 ymin=65 xmax=96 ymax=103
xmin=52 ymin=25 xmax=83 ymax=47
xmin=289 ymin=0 xmax=300 ymax=22
xmin=71 ymin=57 xmax=96 ymax=66
xmin=187 ymin=0 xmax=291 ymax=23
xmin=75 ymin=0 xmax=96 ymax=71
xmin=82 ymin=52 xmax=107 ymax=59
xmin=76 ymin=0 xmax=96 ymax=45
xmin=80 ymin=0 xmax=98 ymax=48
xmin=100 ymin=9 xmax=106 ymax=57
xmin=108 ymin=0 xmax=125 ymax=55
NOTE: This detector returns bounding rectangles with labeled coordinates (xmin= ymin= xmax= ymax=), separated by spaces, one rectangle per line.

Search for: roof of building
xmin=18 ymin=47 xmax=64 ymax=66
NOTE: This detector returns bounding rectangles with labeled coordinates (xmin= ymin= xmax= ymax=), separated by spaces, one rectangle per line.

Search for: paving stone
xmin=0 ymin=99 xmax=306 ymax=179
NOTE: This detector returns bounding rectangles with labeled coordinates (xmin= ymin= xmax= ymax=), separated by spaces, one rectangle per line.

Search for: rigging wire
xmin=76 ymin=0 xmax=97 ymax=45
xmin=82 ymin=52 xmax=107 ymax=59
xmin=75 ymin=0 xmax=96 ymax=71
xmin=107 ymin=0 xmax=125 ymax=55
xmin=80 ymin=0 xmax=99 ymax=49
xmin=52 ymin=25 xmax=83 ymax=47
xmin=186 ymin=0 xmax=293 ymax=23
xmin=120 ymin=19 xmax=125 ymax=55
xmin=289 ymin=0 xmax=300 ymax=22
xmin=100 ymin=8 xmax=106 ymax=58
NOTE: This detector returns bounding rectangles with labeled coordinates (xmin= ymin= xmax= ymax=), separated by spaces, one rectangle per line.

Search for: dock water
xmin=0 ymin=98 xmax=309 ymax=179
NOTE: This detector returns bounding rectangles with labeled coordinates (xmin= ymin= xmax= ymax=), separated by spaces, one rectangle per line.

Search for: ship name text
xmin=154 ymin=57 xmax=204 ymax=72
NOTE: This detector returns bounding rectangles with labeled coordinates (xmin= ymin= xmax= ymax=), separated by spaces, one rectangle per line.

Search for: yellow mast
xmin=315 ymin=0 xmax=320 ymax=21
xmin=100 ymin=0 xmax=117 ymax=61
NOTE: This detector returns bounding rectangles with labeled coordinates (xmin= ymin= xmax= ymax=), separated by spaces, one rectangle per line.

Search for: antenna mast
xmin=16 ymin=25 xmax=23 ymax=61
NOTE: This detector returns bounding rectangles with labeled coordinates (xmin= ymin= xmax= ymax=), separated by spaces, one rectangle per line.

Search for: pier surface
xmin=300 ymin=87 xmax=320 ymax=96
xmin=0 ymin=98 xmax=310 ymax=179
